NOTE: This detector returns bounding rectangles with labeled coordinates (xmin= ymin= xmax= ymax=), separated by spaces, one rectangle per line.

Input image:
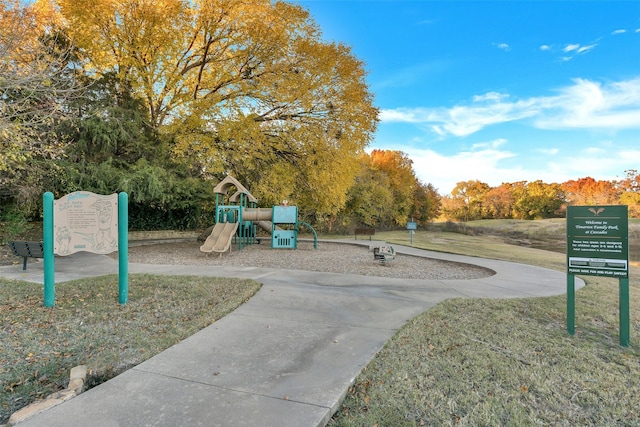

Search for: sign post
xmin=43 ymin=192 xmax=55 ymax=307
xmin=407 ymin=220 xmax=417 ymax=245
xmin=118 ymin=192 xmax=129 ymax=304
xmin=566 ymin=205 xmax=629 ymax=346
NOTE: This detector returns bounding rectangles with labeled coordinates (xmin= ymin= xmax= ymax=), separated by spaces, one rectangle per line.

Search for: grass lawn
xmin=328 ymin=229 xmax=640 ymax=426
xmin=2 ymin=223 xmax=639 ymax=426
xmin=0 ymin=274 xmax=260 ymax=424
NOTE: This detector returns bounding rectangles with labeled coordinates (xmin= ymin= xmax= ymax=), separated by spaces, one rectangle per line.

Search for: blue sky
xmin=291 ymin=1 xmax=640 ymax=195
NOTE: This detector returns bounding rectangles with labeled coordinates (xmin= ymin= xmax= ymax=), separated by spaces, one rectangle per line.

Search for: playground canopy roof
xmin=214 ymin=175 xmax=258 ymax=204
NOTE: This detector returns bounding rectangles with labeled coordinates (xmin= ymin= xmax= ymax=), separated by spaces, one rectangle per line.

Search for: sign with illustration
xmin=566 ymin=205 xmax=628 ymax=278
xmin=54 ymin=191 xmax=119 ymax=255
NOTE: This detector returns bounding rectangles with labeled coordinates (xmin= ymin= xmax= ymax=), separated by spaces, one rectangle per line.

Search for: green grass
xmin=328 ymin=229 xmax=640 ymax=426
xmin=0 ymin=274 xmax=260 ymax=423
xmin=3 ymin=222 xmax=640 ymax=426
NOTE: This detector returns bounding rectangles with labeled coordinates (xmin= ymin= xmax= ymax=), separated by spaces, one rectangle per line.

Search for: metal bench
xmin=9 ymin=241 xmax=44 ymax=270
xmin=373 ymin=245 xmax=395 ymax=265
xmin=354 ymin=228 xmax=375 ymax=240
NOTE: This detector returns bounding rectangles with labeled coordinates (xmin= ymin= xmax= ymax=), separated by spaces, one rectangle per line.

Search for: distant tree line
xmin=441 ymin=171 xmax=640 ymax=221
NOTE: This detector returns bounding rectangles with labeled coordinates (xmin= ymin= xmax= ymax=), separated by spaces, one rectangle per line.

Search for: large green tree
xmin=53 ymin=72 xmax=213 ymax=230
xmin=344 ymin=157 xmax=395 ymax=228
xmin=446 ymin=180 xmax=491 ymax=222
xmin=56 ymin=0 xmax=378 ymax=216
xmin=410 ymin=181 xmax=441 ymax=225
xmin=511 ymin=180 xmax=564 ymax=220
xmin=342 ymin=150 xmax=440 ymax=230
xmin=370 ymin=149 xmax=416 ymax=225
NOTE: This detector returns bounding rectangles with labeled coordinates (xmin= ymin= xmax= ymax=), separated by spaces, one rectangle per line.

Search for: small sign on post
xmin=566 ymin=205 xmax=630 ymax=346
xmin=406 ymin=221 xmax=417 ymax=244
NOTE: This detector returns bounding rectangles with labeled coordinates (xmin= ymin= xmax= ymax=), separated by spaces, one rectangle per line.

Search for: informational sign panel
xmin=566 ymin=205 xmax=628 ymax=278
xmin=54 ymin=191 xmax=119 ymax=255
xmin=406 ymin=221 xmax=417 ymax=230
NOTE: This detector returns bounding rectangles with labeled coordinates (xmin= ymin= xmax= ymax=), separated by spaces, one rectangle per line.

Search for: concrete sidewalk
xmin=1 ymin=241 xmax=582 ymax=427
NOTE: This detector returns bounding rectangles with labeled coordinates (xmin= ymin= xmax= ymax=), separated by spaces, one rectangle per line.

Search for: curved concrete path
xmin=2 ymin=240 xmax=583 ymax=427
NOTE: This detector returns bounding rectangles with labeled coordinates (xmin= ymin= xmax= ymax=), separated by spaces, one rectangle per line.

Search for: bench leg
xmin=22 ymin=256 xmax=27 ymax=271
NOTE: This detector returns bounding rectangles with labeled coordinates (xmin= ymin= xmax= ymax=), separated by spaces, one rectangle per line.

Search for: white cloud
xmin=382 ymin=143 xmax=640 ymax=195
xmin=473 ymin=92 xmax=509 ymax=102
xmin=395 ymin=146 xmax=516 ymax=193
xmin=471 ymin=138 xmax=507 ymax=150
xmin=549 ymin=149 xmax=640 ymax=181
xmin=612 ymin=29 xmax=627 ymax=35
xmin=379 ymin=109 xmax=423 ymax=123
xmin=429 ymin=100 xmax=539 ymax=136
xmin=496 ymin=43 xmax=510 ymax=51
xmin=558 ymin=43 xmax=597 ymax=60
xmin=538 ymin=148 xmax=559 ymax=156
xmin=536 ymin=78 xmax=640 ymax=130
xmin=563 ymin=43 xmax=580 ymax=52
xmin=564 ymin=43 xmax=596 ymax=54
xmin=576 ymin=44 xmax=596 ymax=54
xmin=586 ymin=147 xmax=606 ymax=155
xmin=540 ymin=44 xmax=551 ymax=51
xmin=380 ymin=77 xmax=640 ymax=136
xmin=376 ymin=77 xmax=640 ymax=193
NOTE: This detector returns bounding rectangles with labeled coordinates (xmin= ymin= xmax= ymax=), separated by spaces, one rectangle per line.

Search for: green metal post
xmin=619 ymin=278 xmax=630 ymax=347
xmin=118 ymin=192 xmax=128 ymax=304
xmin=43 ymin=192 xmax=55 ymax=307
xmin=567 ymin=273 xmax=575 ymax=336
xmin=294 ymin=211 xmax=298 ymax=250
xmin=215 ymin=193 xmax=220 ymax=224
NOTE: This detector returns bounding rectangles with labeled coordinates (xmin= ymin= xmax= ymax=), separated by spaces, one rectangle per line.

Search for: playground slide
xmin=200 ymin=222 xmax=226 ymax=253
xmin=212 ymin=222 xmax=239 ymax=253
xmin=257 ymin=220 xmax=274 ymax=233
xmin=242 ymin=209 xmax=283 ymax=233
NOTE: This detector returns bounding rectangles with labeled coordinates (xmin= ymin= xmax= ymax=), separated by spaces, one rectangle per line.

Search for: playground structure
xmin=200 ymin=175 xmax=317 ymax=254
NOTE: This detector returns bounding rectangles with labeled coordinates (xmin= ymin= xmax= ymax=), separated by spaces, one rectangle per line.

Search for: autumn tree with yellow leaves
xmin=55 ymin=0 xmax=378 ymax=216
xmin=0 ymin=0 xmax=83 ymax=209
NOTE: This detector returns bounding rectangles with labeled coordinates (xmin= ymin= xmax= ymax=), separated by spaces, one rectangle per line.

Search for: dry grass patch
xmin=330 ymin=228 xmax=640 ymax=426
xmin=331 ymin=276 xmax=640 ymax=426
xmin=0 ymin=274 xmax=260 ymax=423
xmin=378 ymin=229 xmax=567 ymax=271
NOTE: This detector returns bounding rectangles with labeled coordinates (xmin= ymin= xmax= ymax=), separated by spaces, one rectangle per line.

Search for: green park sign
xmin=567 ymin=205 xmax=628 ymax=278
xmin=566 ymin=205 xmax=630 ymax=347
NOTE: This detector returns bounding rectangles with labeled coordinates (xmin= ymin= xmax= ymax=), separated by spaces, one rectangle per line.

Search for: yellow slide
xmin=200 ymin=222 xmax=239 ymax=254
xmin=212 ymin=222 xmax=239 ymax=253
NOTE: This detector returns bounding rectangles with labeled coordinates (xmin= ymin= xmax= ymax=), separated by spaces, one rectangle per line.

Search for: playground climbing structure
xmin=199 ymin=175 xmax=317 ymax=254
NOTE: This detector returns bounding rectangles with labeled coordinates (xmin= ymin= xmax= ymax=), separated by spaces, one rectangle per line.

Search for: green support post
xmin=567 ymin=273 xmax=575 ymax=336
xmin=619 ymin=278 xmax=630 ymax=347
xmin=118 ymin=192 xmax=128 ymax=304
xmin=43 ymin=192 xmax=55 ymax=307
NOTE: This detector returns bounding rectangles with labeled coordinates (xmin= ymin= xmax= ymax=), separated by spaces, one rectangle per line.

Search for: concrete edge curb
xmin=7 ymin=366 xmax=87 ymax=426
